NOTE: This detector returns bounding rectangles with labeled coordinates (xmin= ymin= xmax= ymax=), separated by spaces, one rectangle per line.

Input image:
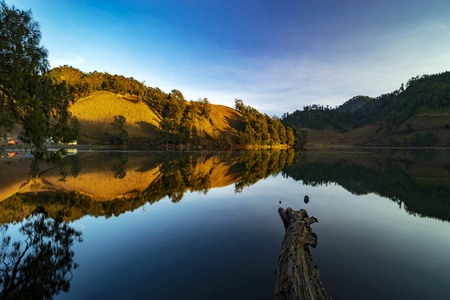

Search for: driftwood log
xmin=275 ymin=207 xmax=331 ymax=300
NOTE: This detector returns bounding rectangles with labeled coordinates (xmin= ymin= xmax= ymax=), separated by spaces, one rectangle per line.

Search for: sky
xmin=6 ymin=0 xmax=450 ymax=116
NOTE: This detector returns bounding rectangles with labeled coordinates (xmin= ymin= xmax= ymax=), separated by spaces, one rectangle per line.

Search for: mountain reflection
xmin=0 ymin=150 xmax=295 ymax=224
xmin=282 ymin=149 xmax=450 ymax=222
xmin=0 ymin=208 xmax=82 ymax=299
xmin=1 ymin=149 xmax=449 ymax=224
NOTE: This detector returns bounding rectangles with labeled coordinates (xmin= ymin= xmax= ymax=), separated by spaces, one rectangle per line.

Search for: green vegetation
xmin=49 ymin=66 xmax=148 ymax=101
xmin=235 ymin=99 xmax=297 ymax=147
xmin=111 ymin=115 xmax=130 ymax=144
xmin=159 ymin=91 xmax=212 ymax=145
xmin=338 ymin=95 xmax=373 ymax=113
xmin=0 ymin=2 xmax=77 ymax=149
xmin=409 ymin=132 xmax=437 ymax=147
xmin=282 ymin=72 xmax=450 ymax=139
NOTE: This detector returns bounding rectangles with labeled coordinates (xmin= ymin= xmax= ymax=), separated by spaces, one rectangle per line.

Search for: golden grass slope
xmin=69 ymin=91 xmax=244 ymax=144
xmin=69 ymin=91 xmax=162 ymax=143
xmin=188 ymin=103 xmax=244 ymax=140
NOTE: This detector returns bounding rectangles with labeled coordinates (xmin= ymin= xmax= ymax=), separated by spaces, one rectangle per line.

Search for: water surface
xmin=1 ymin=149 xmax=450 ymax=299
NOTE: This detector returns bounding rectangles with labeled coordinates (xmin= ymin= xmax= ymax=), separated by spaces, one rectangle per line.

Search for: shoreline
xmin=2 ymin=143 xmax=450 ymax=154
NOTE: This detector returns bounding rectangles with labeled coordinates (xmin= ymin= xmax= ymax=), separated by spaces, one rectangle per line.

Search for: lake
xmin=1 ymin=149 xmax=450 ymax=299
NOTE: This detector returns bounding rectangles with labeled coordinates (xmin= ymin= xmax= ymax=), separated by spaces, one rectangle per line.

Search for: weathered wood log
xmin=275 ymin=207 xmax=331 ymax=300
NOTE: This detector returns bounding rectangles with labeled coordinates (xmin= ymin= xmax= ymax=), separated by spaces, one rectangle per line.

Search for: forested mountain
xmin=282 ymin=72 xmax=450 ymax=147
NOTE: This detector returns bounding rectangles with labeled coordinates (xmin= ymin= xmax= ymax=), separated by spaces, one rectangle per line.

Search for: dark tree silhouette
xmin=0 ymin=2 xmax=74 ymax=149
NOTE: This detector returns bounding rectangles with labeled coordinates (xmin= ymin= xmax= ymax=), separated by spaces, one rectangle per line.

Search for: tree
xmin=200 ymin=98 xmax=211 ymax=118
xmin=286 ymin=127 xmax=295 ymax=146
xmin=0 ymin=2 xmax=73 ymax=149
xmin=62 ymin=116 xmax=80 ymax=142
xmin=294 ymin=129 xmax=308 ymax=148
xmin=111 ymin=115 xmax=130 ymax=144
xmin=235 ymin=99 xmax=244 ymax=112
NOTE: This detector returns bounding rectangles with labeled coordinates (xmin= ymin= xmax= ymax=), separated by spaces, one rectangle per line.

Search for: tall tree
xmin=0 ymin=1 xmax=73 ymax=149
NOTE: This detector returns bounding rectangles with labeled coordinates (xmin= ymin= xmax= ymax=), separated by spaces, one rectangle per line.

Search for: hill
xmin=282 ymin=71 xmax=450 ymax=147
xmin=337 ymin=95 xmax=372 ymax=113
xmin=69 ymin=91 xmax=244 ymax=145
xmin=70 ymin=91 xmax=161 ymax=143
xmin=49 ymin=66 xmax=296 ymax=147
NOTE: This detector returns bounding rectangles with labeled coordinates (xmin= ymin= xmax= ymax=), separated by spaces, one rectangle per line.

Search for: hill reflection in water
xmin=0 ymin=150 xmax=295 ymax=224
xmin=1 ymin=149 xmax=450 ymax=224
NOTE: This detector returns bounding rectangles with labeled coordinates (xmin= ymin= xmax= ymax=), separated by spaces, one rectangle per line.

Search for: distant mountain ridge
xmin=282 ymin=71 xmax=450 ymax=147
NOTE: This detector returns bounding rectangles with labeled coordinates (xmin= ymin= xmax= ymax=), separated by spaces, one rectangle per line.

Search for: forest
xmin=282 ymin=72 xmax=450 ymax=143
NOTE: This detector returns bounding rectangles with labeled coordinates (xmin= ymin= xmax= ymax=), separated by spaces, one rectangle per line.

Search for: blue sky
xmin=7 ymin=0 xmax=450 ymax=116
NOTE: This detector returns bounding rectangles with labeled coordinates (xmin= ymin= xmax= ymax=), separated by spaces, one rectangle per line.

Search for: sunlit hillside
xmin=69 ymin=91 xmax=162 ymax=143
xmin=187 ymin=103 xmax=244 ymax=139
xmin=69 ymin=91 xmax=244 ymax=144
xmin=43 ymin=66 xmax=295 ymax=147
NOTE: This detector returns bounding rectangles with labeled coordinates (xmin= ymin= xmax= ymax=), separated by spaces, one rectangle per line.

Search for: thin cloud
xmin=50 ymin=53 xmax=85 ymax=68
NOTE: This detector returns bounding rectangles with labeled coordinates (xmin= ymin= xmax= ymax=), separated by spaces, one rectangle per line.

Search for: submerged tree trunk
xmin=275 ymin=207 xmax=331 ymax=300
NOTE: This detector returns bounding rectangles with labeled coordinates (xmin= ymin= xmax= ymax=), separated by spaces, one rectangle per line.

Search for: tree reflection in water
xmin=111 ymin=152 xmax=129 ymax=179
xmin=0 ymin=207 xmax=82 ymax=300
xmin=0 ymin=150 xmax=296 ymax=223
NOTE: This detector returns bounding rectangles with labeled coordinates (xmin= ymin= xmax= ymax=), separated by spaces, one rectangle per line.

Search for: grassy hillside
xmin=69 ymin=91 xmax=244 ymax=145
xmin=70 ymin=91 xmax=162 ymax=143
xmin=45 ymin=66 xmax=296 ymax=147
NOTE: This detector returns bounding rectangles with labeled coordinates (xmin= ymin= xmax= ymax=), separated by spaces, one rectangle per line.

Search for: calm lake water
xmin=1 ymin=149 xmax=450 ymax=299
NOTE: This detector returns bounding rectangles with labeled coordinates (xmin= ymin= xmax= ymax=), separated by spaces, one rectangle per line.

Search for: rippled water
xmin=1 ymin=149 xmax=449 ymax=299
